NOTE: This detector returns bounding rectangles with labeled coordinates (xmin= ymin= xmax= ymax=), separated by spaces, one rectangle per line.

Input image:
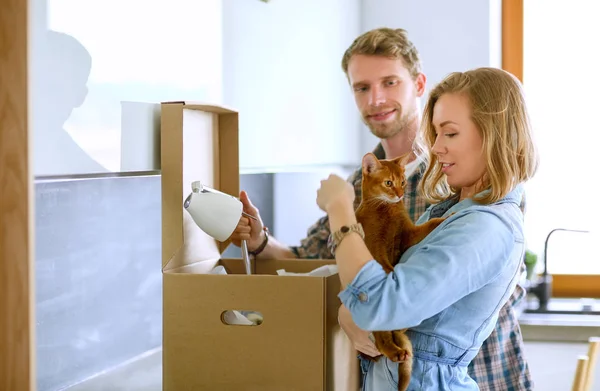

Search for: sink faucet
xmin=527 ymin=227 xmax=589 ymax=310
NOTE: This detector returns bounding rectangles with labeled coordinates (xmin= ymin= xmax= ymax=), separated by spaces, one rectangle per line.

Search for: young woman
xmin=317 ymin=67 xmax=538 ymax=390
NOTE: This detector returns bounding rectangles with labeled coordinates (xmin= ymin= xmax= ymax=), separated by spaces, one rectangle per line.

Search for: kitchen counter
xmin=518 ymin=297 xmax=600 ymax=342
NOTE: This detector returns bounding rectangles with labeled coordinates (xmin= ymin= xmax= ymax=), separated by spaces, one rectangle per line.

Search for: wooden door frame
xmin=502 ymin=0 xmax=523 ymax=82
xmin=0 ymin=0 xmax=35 ymax=389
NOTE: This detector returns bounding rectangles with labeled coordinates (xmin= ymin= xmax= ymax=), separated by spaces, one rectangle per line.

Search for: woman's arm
xmin=326 ymin=198 xmax=375 ymax=285
xmin=316 ymin=174 xmax=519 ymax=331
xmin=336 ymin=208 xmax=518 ymax=332
xmin=315 ymin=174 xmax=377 ymax=284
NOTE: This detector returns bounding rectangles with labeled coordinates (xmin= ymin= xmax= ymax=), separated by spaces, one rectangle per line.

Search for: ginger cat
xmin=355 ymin=152 xmax=447 ymax=391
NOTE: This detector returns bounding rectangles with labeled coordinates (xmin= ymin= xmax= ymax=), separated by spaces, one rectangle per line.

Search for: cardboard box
xmin=160 ymin=101 xmax=359 ymax=390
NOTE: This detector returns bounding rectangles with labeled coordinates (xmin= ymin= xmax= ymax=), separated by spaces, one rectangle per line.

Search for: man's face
xmin=347 ymin=54 xmax=425 ymax=139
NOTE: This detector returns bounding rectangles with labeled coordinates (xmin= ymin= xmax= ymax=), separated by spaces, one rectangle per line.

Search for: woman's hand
xmin=338 ymin=304 xmax=381 ymax=358
xmin=316 ymin=174 xmax=355 ymax=213
xmin=229 ymin=191 xmax=265 ymax=251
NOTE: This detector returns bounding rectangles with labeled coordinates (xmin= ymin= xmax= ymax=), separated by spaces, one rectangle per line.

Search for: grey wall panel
xmin=35 ymin=173 xmax=162 ymax=390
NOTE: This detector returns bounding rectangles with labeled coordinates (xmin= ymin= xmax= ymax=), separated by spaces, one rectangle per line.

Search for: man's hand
xmin=338 ymin=304 xmax=381 ymax=358
xmin=230 ymin=191 xmax=265 ymax=251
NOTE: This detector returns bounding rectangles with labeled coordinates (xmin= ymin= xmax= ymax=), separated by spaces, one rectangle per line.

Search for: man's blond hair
xmin=417 ymin=67 xmax=539 ymax=204
xmin=341 ymin=27 xmax=421 ymax=79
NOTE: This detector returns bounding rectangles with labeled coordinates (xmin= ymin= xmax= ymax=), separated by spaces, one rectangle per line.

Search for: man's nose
xmin=368 ymin=86 xmax=386 ymax=106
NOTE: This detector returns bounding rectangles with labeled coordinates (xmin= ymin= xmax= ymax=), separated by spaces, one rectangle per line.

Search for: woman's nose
xmin=432 ymin=136 xmax=446 ymax=156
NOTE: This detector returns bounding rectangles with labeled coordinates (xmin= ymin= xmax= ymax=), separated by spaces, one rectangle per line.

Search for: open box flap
xmin=161 ymin=102 xmax=239 ymax=272
xmin=162 ymin=101 xmax=237 ymax=114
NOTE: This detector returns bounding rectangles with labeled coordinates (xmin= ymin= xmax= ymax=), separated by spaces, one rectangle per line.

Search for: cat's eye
xmin=384 ymin=180 xmax=393 ymax=187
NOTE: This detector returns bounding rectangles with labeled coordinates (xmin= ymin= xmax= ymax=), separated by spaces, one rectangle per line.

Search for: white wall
xmin=222 ymin=0 xmax=362 ymax=172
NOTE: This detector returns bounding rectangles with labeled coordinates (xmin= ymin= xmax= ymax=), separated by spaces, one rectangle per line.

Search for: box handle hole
xmin=220 ymin=310 xmax=263 ymax=326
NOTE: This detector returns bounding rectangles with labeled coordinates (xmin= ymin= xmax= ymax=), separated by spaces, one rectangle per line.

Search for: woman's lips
xmin=441 ymin=163 xmax=454 ymax=173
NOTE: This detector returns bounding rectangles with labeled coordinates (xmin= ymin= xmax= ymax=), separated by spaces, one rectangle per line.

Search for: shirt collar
xmin=430 ymin=183 xmax=524 ymax=218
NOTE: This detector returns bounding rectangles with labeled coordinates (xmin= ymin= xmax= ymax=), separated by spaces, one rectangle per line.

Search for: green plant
xmin=524 ymin=249 xmax=538 ymax=280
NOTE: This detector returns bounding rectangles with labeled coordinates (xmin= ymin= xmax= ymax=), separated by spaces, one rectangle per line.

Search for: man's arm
xmin=256 ymin=235 xmax=299 ymax=260
xmin=286 ymin=215 xmax=335 ymax=260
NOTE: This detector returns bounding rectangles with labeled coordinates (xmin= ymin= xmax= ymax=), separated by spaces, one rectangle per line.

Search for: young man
xmin=231 ymin=27 xmax=532 ymax=390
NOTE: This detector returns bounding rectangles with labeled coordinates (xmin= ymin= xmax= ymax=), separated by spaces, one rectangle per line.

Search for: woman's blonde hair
xmin=416 ymin=67 xmax=539 ymax=204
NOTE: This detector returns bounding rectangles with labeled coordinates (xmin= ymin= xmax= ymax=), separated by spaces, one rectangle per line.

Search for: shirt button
xmin=358 ymin=292 xmax=368 ymax=302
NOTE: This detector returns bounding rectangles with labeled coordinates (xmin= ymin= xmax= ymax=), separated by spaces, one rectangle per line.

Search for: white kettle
xmin=183 ymin=181 xmax=252 ymax=274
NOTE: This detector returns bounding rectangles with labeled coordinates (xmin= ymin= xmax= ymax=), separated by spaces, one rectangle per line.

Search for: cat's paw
xmin=381 ymin=346 xmax=411 ymax=363
xmin=390 ymin=348 xmax=411 ymax=363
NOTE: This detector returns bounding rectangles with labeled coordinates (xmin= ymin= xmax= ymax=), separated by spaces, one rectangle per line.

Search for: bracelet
xmin=249 ymin=226 xmax=270 ymax=257
xmin=330 ymin=223 xmax=364 ymax=254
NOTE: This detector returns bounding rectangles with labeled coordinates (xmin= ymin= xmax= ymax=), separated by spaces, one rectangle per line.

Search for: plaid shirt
xmin=290 ymin=144 xmax=533 ymax=390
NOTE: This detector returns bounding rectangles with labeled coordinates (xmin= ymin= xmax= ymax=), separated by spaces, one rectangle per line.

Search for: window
xmin=32 ymin=0 xmax=222 ymax=176
xmin=506 ymin=0 xmax=600 ymax=297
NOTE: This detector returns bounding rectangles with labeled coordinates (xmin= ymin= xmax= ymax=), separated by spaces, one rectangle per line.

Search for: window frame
xmin=502 ymin=0 xmax=600 ymax=299
xmin=1 ymin=0 xmax=35 ymax=387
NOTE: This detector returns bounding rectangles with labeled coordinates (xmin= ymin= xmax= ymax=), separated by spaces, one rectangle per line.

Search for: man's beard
xmin=362 ymin=104 xmax=418 ymax=140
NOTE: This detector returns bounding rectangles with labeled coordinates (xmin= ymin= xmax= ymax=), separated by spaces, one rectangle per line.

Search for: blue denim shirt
xmin=339 ymin=184 xmax=526 ymax=390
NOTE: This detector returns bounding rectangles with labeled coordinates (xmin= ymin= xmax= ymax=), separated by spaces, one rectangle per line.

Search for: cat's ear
xmin=393 ymin=152 xmax=412 ymax=167
xmin=362 ymin=153 xmax=381 ymax=174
